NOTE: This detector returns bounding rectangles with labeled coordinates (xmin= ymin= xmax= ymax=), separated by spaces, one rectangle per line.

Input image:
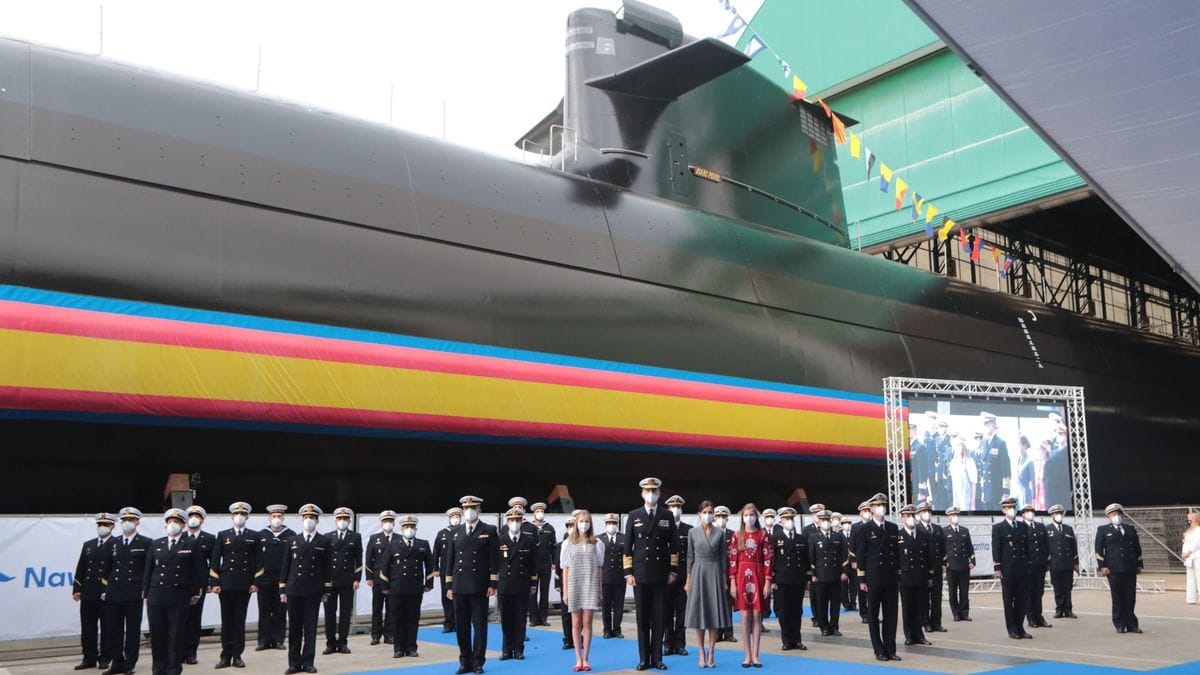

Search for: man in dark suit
xmin=714 ymin=507 xmax=737 ymax=644
xmin=897 ymin=504 xmax=933 ymax=647
xmin=623 ymin=477 xmax=679 ymax=671
xmin=1096 ymin=503 xmax=1143 ymax=634
xmin=181 ymin=505 xmax=215 ymax=666
xmin=1046 ymin=504 xmax=1079 ymax=618
xmin=801 ymin=503 xmax=825 ymax=629
xmin=72 ymin=512 xmax=116 ymax=671
xmin=209 ymin=501 xmax=263 ymax=669
xmin=555 ymin=518 xmax=576 ymax=650
xmin=849 ymin=501 xmax=871 ymax=623
xmin=599 ymin=512 xmax=627 ymax=639
xmin=759 ymin=508 xmax=778 ymax=633
xmin=662 ymin=494 xmax=691 ymax=657
xmin=382 ymin=514 xmax=435 ymax=658
xmin=365 ymin=510 xmax=399 ymax=645
xmin=529 ymin=503 xmax=556 ymax=627
xmin=322 ymin=507 xmax=362 ymax=656
xmin=772 ymin=507 xmax=808 ymax=651
xmin=807 ymin=509 xmax=848 ymax=637
xmin=856 ymin=493 xmax=901 ymax=661
xmin=1022 ymin=505 xmax=1052 ymax=629
xmin=917 ymin=502 xmax=946 ymax=632
xmin=446 ymin=495 xmax=501 ymax=675
xmin=498 ymin=508 xmax=538 ymax=660
xmin=101 ymin=506 xmax=152 ymax=675
xmin=143 ymin=509 xmax=206 ymax=675
xmin=993 ymin=496 xmax=1033 ymax=640
xmin=941 ymin=507 xmax=975 ymax=621
xmin=433 ymin=508 xmax=462 ymax=633
xmin=280 ymin=504 xmax=333 ymax=674
xmin=257 ymin=504 xmax=294 ymax=651
xmin=978 ymin=413 xmax=1012 ymax=508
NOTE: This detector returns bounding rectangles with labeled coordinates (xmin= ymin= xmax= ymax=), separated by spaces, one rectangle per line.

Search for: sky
xmin=2 ymin=0 xmax=763 ymax=159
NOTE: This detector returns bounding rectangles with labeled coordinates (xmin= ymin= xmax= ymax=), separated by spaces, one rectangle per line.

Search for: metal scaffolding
xmin=881 ymin=377 xmax=1096 ymax=576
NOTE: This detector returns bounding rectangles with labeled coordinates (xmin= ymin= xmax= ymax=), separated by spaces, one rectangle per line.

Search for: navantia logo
xmin=0 ymin=568 xmax=74 ymax=587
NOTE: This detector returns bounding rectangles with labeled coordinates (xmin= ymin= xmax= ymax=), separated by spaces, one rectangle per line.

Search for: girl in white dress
xmin=1182 ymin=511 xmax=1200 ymax=604
xmin=561 ymin=509 xmax=604 ymax=671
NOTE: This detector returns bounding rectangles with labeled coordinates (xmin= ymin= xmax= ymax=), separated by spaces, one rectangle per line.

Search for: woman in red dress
xmin=728 ymin=503 xmax=773 ymax=667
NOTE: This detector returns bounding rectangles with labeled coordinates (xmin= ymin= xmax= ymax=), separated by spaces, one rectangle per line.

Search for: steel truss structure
xmin=882 ymin=377 xmax=1097 ymax=576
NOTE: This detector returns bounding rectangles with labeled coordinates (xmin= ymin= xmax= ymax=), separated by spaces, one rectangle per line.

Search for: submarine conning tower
xmin=519 ymin=0 xmax=852 ymax=246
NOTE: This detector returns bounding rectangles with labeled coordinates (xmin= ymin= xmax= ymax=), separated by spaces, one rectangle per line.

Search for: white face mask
xmin=402 ymin=527 xmax=415 ymax=539
xmin=606 ymin=523 xmax=618 ymax=534
xmin=166 ymin=522 xmax=182 ymax=536
xmin=270 ymin=517 xmax=284 ymax=529
xmin=763 ymin=517 xmax=776 ymax=528
xmin=302 ymin=518 xmax=317 ymax=532
xmin=1022 ymin=512 xmax=1034 ymax=522
xmin=508 ymin=521 xmax=521 ymax=534
xmin=743 ymin=515 xmax=757 ymax=527
xmin=187 ymin=517 xmax=202 ymax=529
xmin=874 ymin=506 xmax=886 ymax=518
xmin=577 ymin=521 xmax=591 ymax=533
xmin=904 ymin=517 xmax=916 ymax=528
xmin=1053 ymin=514 xmax=1063 ymax=523
xmin=336 ymin=519 xmax=350 ymax=531
xmin=669 ymin=507 xmax=682 ymax=519
xmin=919 ymin=512 xmax=931 ymax=523
xmin=121 ymin=521 xmax=137 ymax=534
xmin=861 ymin=512 xmax=870 ymax=522
xmin=97 ymin=525 xmax=112 ymax=537
xmin=819 ymin=520 xmax=830 ymax=531
xmin=449 ymin=517 xmax=460 ymax=527
xmin=699 ymin=513 xmax=713 ymax=525
xmin=714 ymin=517 xmax=727 ymax=529
xmin=1003 ymin=508 xmax=1015 ymax=519
xmin=464 ymin=509 xmax=478 ymax=523
xmin=949 ymin=516 xmax=959 ymax=525
xmin=534 ymin=511 xmax=545 ymax=522
xmin=1110 ymin=515 xmax=1122 ymax=526
xmin=782 ymin=518 xmax=794 ymax=531
xmin=233 ymin=514 xmax=247 ymax=527
xmin=643 ymin=492 xmax=659 ymax=505
xmin=831 ymin=519 xmax=842 ymax=528
xmin=382 ymin=521 xmax=395 ymax=532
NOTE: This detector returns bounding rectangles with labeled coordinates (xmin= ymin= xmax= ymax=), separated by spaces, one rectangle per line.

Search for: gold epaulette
xmin=1095 ymin=555 xmax=1105 ymax=561
xmin=531 ymin=574 xmax=538 ymax=581
xmin=490 ymin=574 xmax=499 ymax=581
xmin=254 ymin=568 xmax=264 ymax=578
xmin=324 ymin=581 xmax=333 ymax=587
xmin=100 ymin=578 xmax=108 ymax=586
xmin=426 ymin=572 xmax=435 ymax=581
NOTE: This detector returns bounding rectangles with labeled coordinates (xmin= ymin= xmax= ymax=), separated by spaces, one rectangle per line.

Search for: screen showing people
xmin=908 ymin=401 xmax=1071 ymax=514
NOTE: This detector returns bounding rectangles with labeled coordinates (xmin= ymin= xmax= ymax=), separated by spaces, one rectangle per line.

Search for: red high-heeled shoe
xmin=573 ymin=666 xmax=582 ymax=672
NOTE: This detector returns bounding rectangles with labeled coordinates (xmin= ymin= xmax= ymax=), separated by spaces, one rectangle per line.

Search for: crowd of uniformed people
xmin=70 ymin=478 xmax=1144 ymax=674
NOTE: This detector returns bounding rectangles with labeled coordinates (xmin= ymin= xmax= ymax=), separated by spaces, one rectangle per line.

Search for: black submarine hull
xmin=0 ymin=39 xmax=1196 ymax=513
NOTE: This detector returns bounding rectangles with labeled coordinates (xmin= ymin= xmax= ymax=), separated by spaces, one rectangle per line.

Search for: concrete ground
xmin=3 ymin=586 xmax=1199 ymax=674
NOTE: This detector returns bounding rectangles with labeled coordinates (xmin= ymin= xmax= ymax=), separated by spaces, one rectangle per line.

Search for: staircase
xmin=1123 ymin=506 xmax=1196 ymax=572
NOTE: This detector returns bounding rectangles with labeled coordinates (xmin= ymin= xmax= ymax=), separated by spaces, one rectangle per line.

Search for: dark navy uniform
xmin=73 ymin=514 xmax=115 ymax=671
xmin=919 ymin=512 xmax=946 ymax=631
xmin=101 ymin=509 xmax=152 ymax=675
xmin=446 ymin=499 xmax=500 ymax=674
xmin=772 ymin=510 xmax=808 ymax=650
xmin=497 ymin=514 xmax=538 ymax=660
xmin=182 ymin=516 xmax=215 ymax=664
xmin=257 ymin=507 xmax=294 ymax=650
xmin=800 ymin=505 xmax=824 ymax=628
xmin=280 ymin=506 xmax=333 ymax=674
xmin=854 ymin=500 xmax=900 ymax=661
xmin=807 ymin=516 xmax=848 ymax=635
xmin=599 ymin=518 xmax=626 ymax=638
xmin=554 ymin=531 xmax=573 ymax=647
xmin=143 ymin=513 xmax=206 ymax=675
xmin=897 ymin=520 xmax=932 ymax=646
xmin=210 ymin=505 xmax=263 ymax=667
xmin=1046 ymin=510 xmax=1079 ymax=618
xmin=978 ymin=418 xmax=1011 ymax=507
xmin=992 ymin=513 xmax=1032 ymax=639
xmin=941 ymin=514 xmax=975 ymax=621
xmin=433 ymin=509 xmax=461 ymax=632
xmin=623 ymin=487 xmax=680 ymax=670
xmin=848 ymin=507 xmax=871 ymax=621
xmin=1024 ymin=513 xmax=1052 ymax=628
xmin=529 ymin=509 xmax=556 ymax=626
xmin=662 ymin=497 xmax=690 ymax=656
xmin=382 ymin=520 xmax=435 ymax=658
xmin=323 ymin=509 xmax=363 ymax=655
xmin=365 ymin=513 xmax=399 ymax=643
xmin=1096 ymin=506 xmax=1143 ymax=633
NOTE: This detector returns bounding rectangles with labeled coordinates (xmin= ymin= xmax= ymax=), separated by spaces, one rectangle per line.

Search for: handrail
xmin=1123 ymin=511 xmax=1187 ymax=565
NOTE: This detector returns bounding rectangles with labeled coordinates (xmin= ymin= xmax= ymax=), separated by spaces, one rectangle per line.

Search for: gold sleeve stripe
xmin=355 ymin=566 xmax=363 ymax=573
xmin=279 ymin=582 xmax=286 ymax=589
xmin=380 ymin=573 xmax=389 ymax=582
xmin=209 ymin=569 xmax=220 ymax=578
xmin=426 ymin=572 xmax=436 ymax=580
xmin=254 ymin=568 xmax=264 ymax=578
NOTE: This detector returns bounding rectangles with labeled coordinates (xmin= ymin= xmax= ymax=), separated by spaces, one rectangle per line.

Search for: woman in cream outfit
xmin=1182 ymin=511 xmax=1200 ymax=604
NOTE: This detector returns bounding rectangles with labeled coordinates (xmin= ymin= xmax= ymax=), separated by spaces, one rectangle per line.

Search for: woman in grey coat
xmin=685 ymin=500 xmax=731 ymax=669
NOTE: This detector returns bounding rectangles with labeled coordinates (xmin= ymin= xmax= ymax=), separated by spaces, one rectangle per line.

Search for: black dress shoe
xmin=215 ymin=658 xmax=231 ymax=669
xmin=232 ymin=657 xmax=246 ymax=668
xmin=831 ymin=630 xmax=843 ymax=636
xmin=1020 ymin=632 xmax=1034 ymax=639
xmin=796 ymin=643 xmax=807 ymax=650
xmin=952 ymin=617 xmax=961 ymax=622
xmin=321 ymin=648 xmax=336 ymax=656
xmin=455 ymin=668 xmax=470 ymax=675
xmin=184 ymin=656 xmax=199 ymax=665
xmin=384 ymin=636 xmax=394 ymax=644
xmin=1128 ymin=627 xmax=1143 ymax=634
xmin=781 ymin=644 xmax=793 ymax=651
xmin=101 ymin=667 xmax=122 ymax=675
xmin=474 ymin=669 xmax=484 ymax=674
xmin=98 ymin=659 xmax=111 ymax=670
xmin=73 ymin=661 xmax=96 ymax=671
xmin=369 ymin=638 xmax=380 ymax=645
xmin=677 ymin=648 xmax=689 ymax=656
xmin=932 ymin=626 xmax=947 ymax=632
xmin=408 ymin=650 xmax=420 ymax=657
xmin=654 ymin=663 xmax=668 ymax=670
xmin=1039 ymin=622 xmax=1053 ymax=628
xmin=338 ymin=646 xmax=351 ymax=654
xmin=918 ymin=638 xmax=932 ymax=645
xmin=499 ymin=653 xmax=512 ymax=661
xmin=274 ymin=644 xmax=287 ymax=650
xmin=1053 ymin=612 xmax=1064 ymax=618
xmin=1009 ymin=633 xmax=1023 ymax=640
xmin=876 ymin=655 xmax=889 ymax=661
xmin=255 ymin=645 xmax=270 ymax=652
xmin=636 ymin=663 xmax=649 ymax=671
xmin=394 ymin=652 xmax=403 ymax=658
xmin=761 ymin=627 xmax=770 ymax=633
xmin=442 ymin=626 xmax=454 ymax=633
xmin=904 ymin=639 xmax=914 ymax=646
xmin=562 ymin=640 xmax=574 ymax=650
xmin=1067 ymin=612 xmax=1078 ymax=619
xmin=515 ymin=653 xmax=524 ymax=660
xmin=613 ymin=632 xmax=624 ymax=639
xmin=962 ymin=617 xmax=973 ymax=621
xmin=888 ymin=654 xmax=901 ymax=661
xmin=284 ymin=668 xmax=299 ymax=675
xmin=304 ymin=667 xmax=318 ymax=674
